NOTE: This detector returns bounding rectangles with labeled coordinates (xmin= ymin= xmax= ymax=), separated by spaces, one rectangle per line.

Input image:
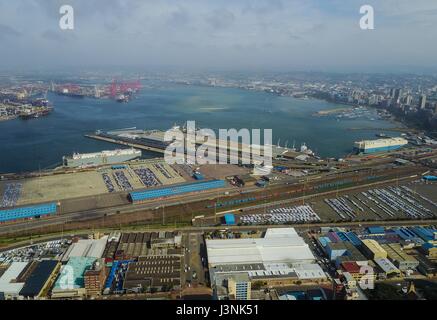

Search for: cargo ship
xmin=354 ymin=137 xmax=408 ymax=154
xmin=19 ymin=107 xmax=53 ymax=120
xmin=62 ymin=148 xmax=142 ymax=168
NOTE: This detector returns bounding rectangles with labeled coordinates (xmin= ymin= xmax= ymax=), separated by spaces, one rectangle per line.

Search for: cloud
xmin=41 ymin=29 xmax=76 ymax=42
xmin=0 ymin=24 xmax=21 ymax=38
xmin=206 ymin=9 xmax=236 ymax=29
xmin=0 ymin=0 xmax=436 ymax=71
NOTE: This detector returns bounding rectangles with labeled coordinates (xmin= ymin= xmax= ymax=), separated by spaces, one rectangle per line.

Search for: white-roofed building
xmin=207 ymin=228 xmax=327 ymax=299
xmin=206 ymin=228 xmax=315 ymax=266
xmin=374 ymin=258 xmax=401 ymax=278
xmin=62 ymin=236 xmax=108 ymax=262
xmin=0 ymin=262 xmax=28 ymax=300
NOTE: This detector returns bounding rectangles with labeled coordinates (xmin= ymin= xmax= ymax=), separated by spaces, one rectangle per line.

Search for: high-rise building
xmin=393 ymin=89 xmax=402 ymax=104
xmin=419 ymin=95 xmax=427 ymax=109
xmin=84 ymin=259 xmax=106 ymax=297
xmin=228 ymin=274 xmax=251 ymax=300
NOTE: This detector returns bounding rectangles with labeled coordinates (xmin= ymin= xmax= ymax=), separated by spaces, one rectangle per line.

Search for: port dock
xmin=85 ymin=134 xmax=165 ymax=154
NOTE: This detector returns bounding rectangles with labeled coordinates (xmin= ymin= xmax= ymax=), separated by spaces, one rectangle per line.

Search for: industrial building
xmin=129 ymin=179 xmax=226 ymax=203
xmin=0 ymin=262 xmax=28 ymax=299
xmin=19 ymin=260 xmax=60 ymax=299
xmin=361 ymin=239 xmax=388 ymax=260
xmin=421 ymin=243 xmax=437 ymax=260
xmin=206 ymin=228 xmax=315 ymax=266
xmin=0 ymin=202 xmax=57 ymax=224
xmin=380 ymin=243 xmax=419 ymax=270
xmin=223 ymin=213 xmax=236 ymax=226
xmin=122 ymin=255 xmax=182 ymax=292
xmin=114 ymin=232 xmax=182 ymax=260
xmin=62 ymin=236 xmax=108 ymax=262
xmin=51 ymin=257 xmax=97 ymax=299
xmin=411 ymin=227 xmax=437 ymax=242
xmin=206 ymin=228 xmax=327 ymax=299
xmin=374 ymin=258 xmax=401 ymax=278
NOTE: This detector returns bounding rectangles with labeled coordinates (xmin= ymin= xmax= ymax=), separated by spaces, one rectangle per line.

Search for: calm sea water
xmin=0 ymin=84 xmax=395 ymax=173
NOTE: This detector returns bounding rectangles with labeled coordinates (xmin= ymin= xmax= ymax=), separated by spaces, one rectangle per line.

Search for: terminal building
xmin=206 ymin=228 xmax=327 ymax=300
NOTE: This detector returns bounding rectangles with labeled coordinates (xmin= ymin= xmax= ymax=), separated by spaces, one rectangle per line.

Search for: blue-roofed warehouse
xmin=129 ymin=180 xmax=226 ymax=203
xmin=394 ymin=228 xmax=417 ymax=240
xmin=367 ymin=226 xmax=385 ymax=235
xmin=223 ymin=213 xmax=236 ymax=225
xmin=412 ymin=226 xmax=437 ymax=242
xmin=0 ymin=202 xmax=57 ymax=223
xmin=423 ymin=175 xmax=437 ymax=181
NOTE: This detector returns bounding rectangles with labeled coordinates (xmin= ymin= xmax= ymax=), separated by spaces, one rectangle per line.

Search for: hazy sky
xmin=0 ymin=0 xmax=437 ymax=72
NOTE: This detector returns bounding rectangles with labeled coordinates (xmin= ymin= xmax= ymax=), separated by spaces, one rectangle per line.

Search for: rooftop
xmin=206 ymin=228 xmax=315 ymax=266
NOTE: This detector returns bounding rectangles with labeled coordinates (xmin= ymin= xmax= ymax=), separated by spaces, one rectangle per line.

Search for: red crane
xmin=109 ymin=80 xmax=142 ymax=97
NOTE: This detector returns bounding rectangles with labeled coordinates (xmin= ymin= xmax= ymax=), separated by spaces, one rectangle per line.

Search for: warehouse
xmin=361 ymin=239 xmax=387 ymax=260
xmin=206 ymin=228 xmax=315 ymax=266
xmin=0 ymin=202 xmax=57 ymax=224
xmin=51 ymin=257 xmax=97 ymax=299
xmin=115 ymin=232 xmax=182 ymax=259
xmin=207 ymin=228 xmax=325 ymax=297
xmin=129 ymin=179 xmax=226 ymax=203
xmin=123 ymin=255 xmax=182 ymax=292
xmin=335 ymin=243 xmax=368 ymax=267
xmin=62 ymin=237 xmax=108 ymax=262
xmin=326 ymin=242 xmax=348 ymax=261
xmin=374 ymin=258 xmax=401 ymax=278
xmin=411 ymin=227 xmax=437 ymax=242
xmin=0 ymin=262 xmax=28 ymax=299
xmin=421 ymin=243 xmax=437 ymax=260
xmin=380 ymin=243 xmax=419 ymax=271
xmin=19 ymin=260 xmax=60 ymax=299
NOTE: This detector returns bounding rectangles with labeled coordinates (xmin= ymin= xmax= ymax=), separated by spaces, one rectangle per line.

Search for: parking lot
xmin=0 ymin=239 xmax=69 ymax=265
xmin=240 ymin=204 xmax=322 ymax=225
xmin=306 ymin=181 xmax=437 ymax=223
xmin=1 ymin=183 xmax=22 ymax=208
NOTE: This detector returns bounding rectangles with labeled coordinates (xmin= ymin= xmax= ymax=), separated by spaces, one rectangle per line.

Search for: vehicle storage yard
xmin=311 ymin=182 xmax=437 ymax=222
xmin=240 ymin=205 xmax=322 ymax=225
xmin=235 ymin=181 xmax=437 ymax=225
xmin=0 ymin=159 xmax=186 ymax=206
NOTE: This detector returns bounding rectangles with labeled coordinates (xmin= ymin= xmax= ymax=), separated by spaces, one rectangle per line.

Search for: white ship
xmin=63 ymin=148 xmax=141 ymax=168
xmin=354 ymin=137 xmax=408 ymax=154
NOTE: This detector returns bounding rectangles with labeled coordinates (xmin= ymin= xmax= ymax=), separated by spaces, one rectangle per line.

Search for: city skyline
xmin=0 ymin=0 xmax=437 ymax=72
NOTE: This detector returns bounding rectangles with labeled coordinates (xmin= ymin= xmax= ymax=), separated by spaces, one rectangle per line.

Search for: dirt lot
xmin=0 ymin=159 xmax=186 ymax=207
xmin=197 ymin=164 xmax=250 ymax=179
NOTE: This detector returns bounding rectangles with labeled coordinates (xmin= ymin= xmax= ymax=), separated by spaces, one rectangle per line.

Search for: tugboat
xmin=116 ymin=94 xmax=129 ymax=103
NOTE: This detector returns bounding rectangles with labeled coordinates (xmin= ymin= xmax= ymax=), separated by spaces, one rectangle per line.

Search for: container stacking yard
xmin=129 ymin=180 xmax=226 ymax=203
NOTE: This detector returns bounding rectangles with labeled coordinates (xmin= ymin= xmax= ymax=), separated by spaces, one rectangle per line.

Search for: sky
xmin=0 ymin=0 xmax=436 ymax=72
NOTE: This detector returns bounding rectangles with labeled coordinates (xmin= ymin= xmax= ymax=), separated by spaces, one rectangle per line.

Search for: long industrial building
xmin=129 ymin=179 xmax=226 ymax=203
xmin=206 ymin=228 xmax=327 ymax=299
xmin=0 ymin=203 xmax=57 ymax=223
xmin=206 ymin=228 xmax=315 ymax=266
